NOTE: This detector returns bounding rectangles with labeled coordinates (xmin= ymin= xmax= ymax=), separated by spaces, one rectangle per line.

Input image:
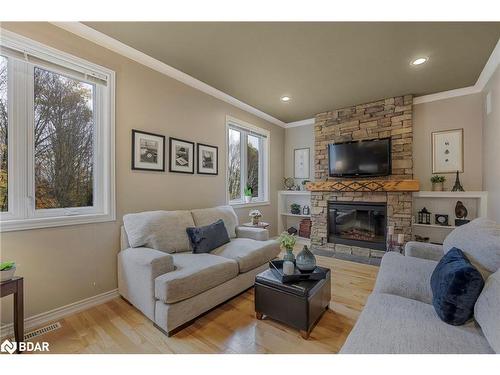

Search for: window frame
xmin=225 ymin=116 xmax=270 ymax=208
xmin=0 ymin=30 xmax=115 ymax=232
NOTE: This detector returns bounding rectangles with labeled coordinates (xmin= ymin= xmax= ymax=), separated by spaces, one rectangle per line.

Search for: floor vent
xmin=23 ymin=322 xmax=61 ymax=341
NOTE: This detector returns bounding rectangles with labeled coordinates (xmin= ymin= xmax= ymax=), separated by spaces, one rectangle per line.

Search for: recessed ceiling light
xmin=281 ymin=95 xmax=291 ymax=102
xmin=411 ymin=57 xmax=428 ymax=66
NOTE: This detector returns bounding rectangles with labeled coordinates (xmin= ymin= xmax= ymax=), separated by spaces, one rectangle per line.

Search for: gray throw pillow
xmin=186 ymin=219 xmax=230 ymax=254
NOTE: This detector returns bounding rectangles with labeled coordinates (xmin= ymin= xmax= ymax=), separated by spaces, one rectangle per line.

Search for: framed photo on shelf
xmin=131 ymin=129 xmax=165 ymax=171
xmin=294 ymin=148 xmax=310 ymax=179
xmin=197 ymin=143 xmax=218 ymax=175
xmin=432 ymin=129 xmax=464 ymax=173
xmin=169 ymin=137 xmax=195 ymax=174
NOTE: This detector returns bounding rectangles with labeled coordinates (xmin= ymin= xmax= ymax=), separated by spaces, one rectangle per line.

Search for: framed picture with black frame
xmin=169 ymin=137 xmax=195 ymax=174
xmin=197 ymin=143 xmax=218 ymax=175
xmin=131 ymin=129 xmax=165 ymax=171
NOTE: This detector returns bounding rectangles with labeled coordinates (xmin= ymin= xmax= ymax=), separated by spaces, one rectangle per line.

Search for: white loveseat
xmin=118 ymin=205 xmax=280 ymax=336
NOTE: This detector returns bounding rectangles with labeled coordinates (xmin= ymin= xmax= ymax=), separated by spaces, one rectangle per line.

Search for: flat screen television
xmin=328 ymin=138 xmax=391 ymax=177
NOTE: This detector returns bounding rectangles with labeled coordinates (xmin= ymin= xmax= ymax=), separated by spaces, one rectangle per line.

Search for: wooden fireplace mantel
xmin=306 ymin=179 xmax=420 ymax=193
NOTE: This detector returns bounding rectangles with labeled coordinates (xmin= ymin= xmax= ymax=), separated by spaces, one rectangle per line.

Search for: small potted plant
xmin=290 ymin=203 xmax=301 ymax=215
xmin=0 ymin=261 xmax=16 ymax=282
xmin=244 ymin=185 xmax=253 ymax=203
xmin=279 ymin=231 xmax=297 ymax=262
xmin=249 ymin=209 xmax=262 ymax=225
xmin=431 ymin=175 xmax=446 ymax=191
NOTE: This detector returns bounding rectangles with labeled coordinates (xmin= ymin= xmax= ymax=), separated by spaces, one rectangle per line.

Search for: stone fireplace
xmin=309 ymin=95 xmax=415 ymax=264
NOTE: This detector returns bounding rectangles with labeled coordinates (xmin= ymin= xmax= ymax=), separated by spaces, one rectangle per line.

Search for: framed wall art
xmin=131 ymin=129 xmax=165 ymax=171
xmin=197 ymin=143 xmax=218 ymax=175
xmin=294 ymin=148 xmax=310 ymax=179
xmin=169 ymin=137 xmax=195 ymax=174
xmin=432 ymin=129 xmax=464 ymax=173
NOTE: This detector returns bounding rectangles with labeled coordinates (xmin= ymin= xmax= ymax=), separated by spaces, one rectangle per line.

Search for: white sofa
xmin=341 ymin=218 xmax=500 ymax=354
xmin=118 ymin=205 xmax=280 ymax=336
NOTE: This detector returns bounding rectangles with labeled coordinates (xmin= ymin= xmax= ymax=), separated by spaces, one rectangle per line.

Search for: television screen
xmin=328 ymin=138 xmax=391 ymax=177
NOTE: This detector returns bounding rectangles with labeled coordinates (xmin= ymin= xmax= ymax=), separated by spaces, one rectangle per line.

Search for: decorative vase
xmin=252 ymin=216 xmax=260 ymax=225
xmin=432 ymin=182 xmax=444 ymax=191
xmin=291 ymin=204 xmax=301 ymax=215
xmin=0 ymin=267 xmax=16 ymax=282
xmin=283 ymin=248 xmax=295 ymax=262
xmin=244 ymin=195 xmax=252 ymax=203
xmin=296 ymin=245 xmax=316 ymax=272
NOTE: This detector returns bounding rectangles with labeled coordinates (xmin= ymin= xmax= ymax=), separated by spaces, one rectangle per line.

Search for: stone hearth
xmin=310 ymin=95 xmax=414 ymax=263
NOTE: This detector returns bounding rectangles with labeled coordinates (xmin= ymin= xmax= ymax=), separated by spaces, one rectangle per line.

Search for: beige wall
xmin=0 ymin=22 xmax=284 ymax=325
xmin=482 ymin=66 xmax=500 ymax=222
xmin=413 ymin=94 xmax=483 ymax=191
xmin=284 ymin=125 xmax=314 ymax=182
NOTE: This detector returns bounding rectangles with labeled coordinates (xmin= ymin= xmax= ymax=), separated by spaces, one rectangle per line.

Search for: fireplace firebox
xmin=328 ymin=201 xmax=387 ymax=251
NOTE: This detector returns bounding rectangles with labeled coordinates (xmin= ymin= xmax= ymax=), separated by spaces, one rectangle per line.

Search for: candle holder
xmin=385 ymin=226 xmax=396 ymax=251
xmin=395 ymin=234 xmax=405 ymax=254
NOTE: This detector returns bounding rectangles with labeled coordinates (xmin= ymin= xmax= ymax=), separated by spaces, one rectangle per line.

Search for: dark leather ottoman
xmin=254 ymin=266 xmax=331 ymax=339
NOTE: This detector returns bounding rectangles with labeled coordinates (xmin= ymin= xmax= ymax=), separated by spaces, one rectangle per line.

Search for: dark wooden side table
xmin=254 ymin=267 xmax=331 ymax=339
xmin=0 ymin=276 xmax=24 ymax=353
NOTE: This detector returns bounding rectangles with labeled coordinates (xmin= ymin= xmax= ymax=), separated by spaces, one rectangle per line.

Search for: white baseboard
xmin=0 ymin=289 xmax=119 ymax=340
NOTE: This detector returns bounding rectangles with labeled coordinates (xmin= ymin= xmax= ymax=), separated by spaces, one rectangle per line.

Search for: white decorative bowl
xmin=0 ymin=267 xmax=16 ymax=282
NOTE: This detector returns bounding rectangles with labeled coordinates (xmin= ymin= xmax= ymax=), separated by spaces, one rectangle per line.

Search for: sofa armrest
xmin=236 ymin=226 xmax=269 ymax=241
xmin=117 ymin=247 xmax=174 ymax=320
xmin=404 ymin=241 xmax=444 ymax=261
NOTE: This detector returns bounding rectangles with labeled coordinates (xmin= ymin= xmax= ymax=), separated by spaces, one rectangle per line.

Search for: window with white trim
xmin=0 ymin=31 xmax=115 ymax=232
xmin=226 ymin=117 xmax=269 ymax=205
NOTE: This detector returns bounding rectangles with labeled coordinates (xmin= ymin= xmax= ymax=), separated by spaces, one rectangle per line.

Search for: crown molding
xmin=414 ymin=37 xmax=500 ymax=105
xmin=413 ymin=86 xmax=480 ymax=104
xmin=476 ymin=38 xmax=500 ymax=91
xmin=50 ymin=23 xmax=498 ymax=123
xmin=286 ymin=118 xmax=315 ymax=128
xmin=50 ymin=22 xmax=286 ymax=128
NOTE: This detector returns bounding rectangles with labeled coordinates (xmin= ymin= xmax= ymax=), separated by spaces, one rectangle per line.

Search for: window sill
xmin=0 ymin=212 xmax=116 ymax=232
xmin=229 ymin=201 xmax=271 ymax=209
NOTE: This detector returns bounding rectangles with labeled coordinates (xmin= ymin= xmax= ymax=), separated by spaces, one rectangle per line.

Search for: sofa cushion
xmin=340 ymin=293 xmax=494 ymax=354
xmin=373 ymin=252 xmax=436 ymax=304
xmin=474 ymin=269 xmax=500 ymax=353
xmin=191 ymin=205 xmax=239 ymax=238
xmin=430 ymin=248 xmax=484 ymax=325
xmin=123 ymin=210 xmax=195 ymax=253
xmin=155 ymin=253 xmax=239 ymax=304
xmin=186 ymin=219 xmax=230 ymax=254
xmin=211 ymin=238 xmax=280 ymax=273
xmin=443 ymin=218 xmax=500 ymax=276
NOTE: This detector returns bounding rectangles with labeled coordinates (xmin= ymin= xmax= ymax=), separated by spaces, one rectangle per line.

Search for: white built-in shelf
xmin=280 ymin=212 xmax=311 ymax=218
xmin=413 ymin=191 xmax=487 ymax=199
xmin=413 ymin=191 xmax=488 ymax=218
xmin=278 ymin=190 xmax=312 ymax=239
xmin=278 ymin=190 xmax=311 ymax=196
xmin=412 ymin=223 xmax=456 ymax=230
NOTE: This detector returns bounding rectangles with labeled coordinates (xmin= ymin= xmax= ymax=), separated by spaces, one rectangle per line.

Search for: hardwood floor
xmin=24 ymin=254 xmax=378 ymax=354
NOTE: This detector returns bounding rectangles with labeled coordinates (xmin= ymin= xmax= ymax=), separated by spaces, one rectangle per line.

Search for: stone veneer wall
xmin=311 ymin=95 xmax=414 ymax=262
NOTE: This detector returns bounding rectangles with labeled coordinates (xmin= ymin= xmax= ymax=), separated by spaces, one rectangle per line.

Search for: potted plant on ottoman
xmin=249 ymin=209 xmax=262 ymax=225
xmin=0 ymin=261 xmax=16 ymax=282
xmin=279 ymin=231 xmax=297 ymax=262
xmin=244 ymin=185 xmax=253 ymax=203
xmin=431 ymin=175 xmax=446 ymax=191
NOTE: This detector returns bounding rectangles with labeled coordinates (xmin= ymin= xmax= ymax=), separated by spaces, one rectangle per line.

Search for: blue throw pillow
xmin=430 ymin=247 xmax=484 ymax=325
xmin=186 ymin=219 xmax=230 ymax=254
